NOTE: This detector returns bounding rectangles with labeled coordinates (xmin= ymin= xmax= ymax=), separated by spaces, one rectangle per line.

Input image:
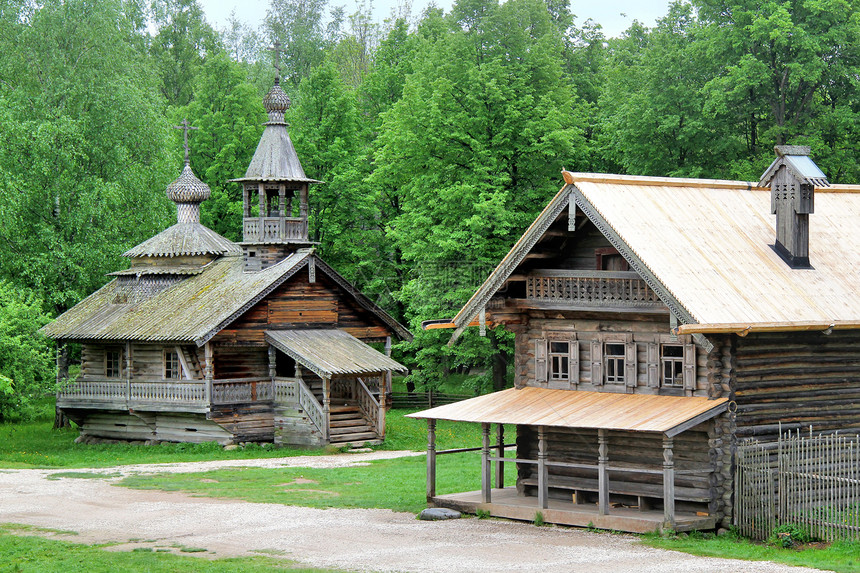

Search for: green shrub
xmin=769 ymin=523 xmax=813 ymax=548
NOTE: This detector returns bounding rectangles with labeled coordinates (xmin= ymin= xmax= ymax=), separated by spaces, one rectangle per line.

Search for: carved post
xmin=481 ymin=422 xmax=492 ymax=503
xmin=495 ymin=423 xmax=505 ymax=489
xmin=258 ymin=183 xmax=266 ymax=219
xmin=598 ymin=429 xmax=609 ymax=515
xmin=278 ymin=184 xmax=286 ymax=217
xmin=267 ymin=345 xmax=277 ymax=379
xmin=538 ymin=425 xmax=548 ymax=509
xmin=204 ymin=342 xmax=213 ymax=406
xmin=322 ymin=376 xmax=331 ymax=442
xmin=663 ymin=435 xmax=676 ymax=528
xmin=427 ymin=419 xmax=436 ymax=501
xmin=125 ymin=342 xmax=133 ymax=406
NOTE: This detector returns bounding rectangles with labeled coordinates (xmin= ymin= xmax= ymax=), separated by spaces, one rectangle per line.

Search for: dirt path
xmin=0 ymin=453 xmax=825 ymax=573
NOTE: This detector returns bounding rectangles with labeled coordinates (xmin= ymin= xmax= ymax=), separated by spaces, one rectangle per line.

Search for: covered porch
xmin=266 ymin=329 xmax=407 ymax=445
xmin=408 ymin=387 xmax=728 ymax=533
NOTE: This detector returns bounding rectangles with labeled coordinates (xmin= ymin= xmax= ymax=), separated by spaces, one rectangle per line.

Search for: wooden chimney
xmin=758 ymin=145 xmax=829 ymax=268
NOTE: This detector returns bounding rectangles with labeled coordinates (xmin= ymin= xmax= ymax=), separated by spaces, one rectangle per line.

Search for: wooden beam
xmin=175 ymin=346 xmax=193 ymax=380
xmin=598 ymin=429 xmax=609 ymax=515
xmin=481 ymin=422 xmax=492 ymax=503
xmin=495 ymin=424 xmax=505 ymax=489
xmin=538 ymin=426 xmax=548 ymax=510
xmin=562 ymin=170 xmax=757 ymax=190
xmin=675 ymin=321 xmax=860 ymax=335
xmin=524 ymin=252 xmax=554 ymax=259
xmin=427 ymin=419 xmax=436 ymax=501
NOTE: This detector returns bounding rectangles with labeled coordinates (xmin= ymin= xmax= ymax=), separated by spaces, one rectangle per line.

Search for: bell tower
xmin=233 ymin=41 xmax=319 ymax=272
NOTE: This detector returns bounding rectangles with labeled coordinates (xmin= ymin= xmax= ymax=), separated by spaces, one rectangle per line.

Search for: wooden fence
xmin=390 ymin=391 xmax=473 ymax=409
xmin=735 ymin=431 xmax=860 ymax=541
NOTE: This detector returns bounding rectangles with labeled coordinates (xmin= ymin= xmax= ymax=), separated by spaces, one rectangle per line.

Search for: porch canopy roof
xmin=407 ymin=387 xmax=728 ymax=437
xmin=266 ymin=329 xmax=407 ymax=379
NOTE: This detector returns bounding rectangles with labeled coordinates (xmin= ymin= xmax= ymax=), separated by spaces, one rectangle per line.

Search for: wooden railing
xmin=525 ymin=270 xmax=664 ymax=309
xmin=211 ymin=378 xmax=272 ymax=404
xmin=273 ymin=377 xmax=326 ymax=439
xmin=356 ymin=377 xmax=382 ymax=436
xmin=58 ymin=377 xmax=274 ymax=410
xmin=58 ymin=380 xmax=127 ymax=402
xmin=130 ymin=381 xmax=206 ymax=404
xmin=243 ymin=217 xmax=307 ymax=242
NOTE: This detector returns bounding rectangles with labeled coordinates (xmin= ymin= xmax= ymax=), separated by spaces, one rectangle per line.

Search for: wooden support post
xmin=427 ymin=419 xmax=436 ymax=501
xmin=538 ymin=425 xmax=548 ymax=510
xmin=495 ymin=424 xmax=504 ymax=489
xmin=322 ymin=376 xmax=331 ymax=442
xmin=278 ymin=183 xmax=286 ymax=217
xmin=598 ymin=428 xmax=609 ymax=515
xmin=125 ymin=342 xmax=133 ymax=405
xmin=204 ymin=342 xmax=213 ymax=406
xmin=258 ymin=183 xmax=266 ymax=218
xmin=663 ymin=435 xmax=676 ymax=528
xmin=267 ymin=345 xmax=277 ymax=379
xmin=481 ymin=422 xmax=492 ymax=503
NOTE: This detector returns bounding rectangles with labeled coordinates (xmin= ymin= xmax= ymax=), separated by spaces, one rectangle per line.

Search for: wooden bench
xmin=519 ymin=474 xmax=711 ymax=504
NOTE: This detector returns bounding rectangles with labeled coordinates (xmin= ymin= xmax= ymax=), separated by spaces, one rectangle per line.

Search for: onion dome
xmin=263 ymin=84 xmax=291 ymax=123
xmin=166 ymin=164 xmax=211 ymax=203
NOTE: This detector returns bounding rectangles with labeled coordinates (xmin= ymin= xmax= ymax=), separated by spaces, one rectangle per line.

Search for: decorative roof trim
xmin=568 ymin=183 xmax=697 ymax=326
xmin=449 ymin=187 xmax=571 ymax=343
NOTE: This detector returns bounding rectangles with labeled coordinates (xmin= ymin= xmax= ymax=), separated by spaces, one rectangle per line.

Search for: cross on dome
xmin=173 ymin=118 xmax=199 ymax=165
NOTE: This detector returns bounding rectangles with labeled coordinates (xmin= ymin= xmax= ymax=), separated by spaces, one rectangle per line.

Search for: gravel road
xmin=0 ymin=451 xmax=825 ymax=573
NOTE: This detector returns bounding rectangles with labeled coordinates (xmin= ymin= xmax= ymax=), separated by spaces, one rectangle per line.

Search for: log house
xmin=410 ymin=146 xmax=860 ymax=533
xmin=43 ymin=68 xmax=411 ymax=447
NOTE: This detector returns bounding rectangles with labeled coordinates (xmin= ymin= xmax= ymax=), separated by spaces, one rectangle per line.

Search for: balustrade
xmin=526 ymin=271 xmax=664 ymax=308
xmin=242 ymin=217 xmax=307 ymax=242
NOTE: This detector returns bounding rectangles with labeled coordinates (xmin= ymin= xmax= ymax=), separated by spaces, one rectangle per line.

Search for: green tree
xmin=265 ymin=0 xmax=339 ymax=86
xmin=177 ymin=53 xmax=266 ymax=241
xmin=150 ymin=0 xmax=221 ymax=107
xmin=0 ymin=282 xmax=54 ymax=423
xmin=373 ymin=0 xmax=588 ymax=388
xmin=695 ymin=0 xmax=860 ymax=178
xmin=0 ymin=0 xmax=174 ymax=314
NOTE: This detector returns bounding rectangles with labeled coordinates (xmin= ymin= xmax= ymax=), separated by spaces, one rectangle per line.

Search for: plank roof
xmin=451 ymin=171 xmax=860 ymax=335
xmin=568 ymin=173 xmax=860 ymax=330
xmin=231 ymin=123 xmax=321 ymax=183
xmin=266 ymin=329 xmax=407 ymax=379
xmin=407 ymin=387 xmax=728 ymax=436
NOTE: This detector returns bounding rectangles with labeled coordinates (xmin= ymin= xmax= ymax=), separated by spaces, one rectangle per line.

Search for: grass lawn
xmin=642 ymin=530 xmax=860 ymax=573
xmin=0 ymin=409 xmax=488 ymax=469
xmin=0 ymin=524 xmax=346 ymax=572
xmin=118 ymin=450 xmax=487 ymax=514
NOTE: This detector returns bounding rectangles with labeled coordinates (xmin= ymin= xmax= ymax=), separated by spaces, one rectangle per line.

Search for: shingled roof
xmin=123 ymin=222 xmax=241 ymax=258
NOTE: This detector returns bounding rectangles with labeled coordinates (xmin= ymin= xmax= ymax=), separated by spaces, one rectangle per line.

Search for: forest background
xmin=0 ymin=0 xmax=858 ymax=422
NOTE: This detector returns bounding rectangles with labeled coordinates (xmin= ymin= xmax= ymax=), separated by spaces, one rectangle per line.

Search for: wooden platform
xmin=431 ymin=488 xmax=716 ymax=533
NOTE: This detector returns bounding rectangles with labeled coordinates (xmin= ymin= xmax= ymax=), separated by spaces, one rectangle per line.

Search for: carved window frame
xmin=660 ymin=344 xmax=685 ymax=388
xmin=535 ymin=333 xmax=578 ymax=388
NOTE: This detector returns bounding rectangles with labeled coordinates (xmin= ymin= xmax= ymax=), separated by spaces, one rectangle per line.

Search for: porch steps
xmin=327 ymin=402 xmax=380 ymax=445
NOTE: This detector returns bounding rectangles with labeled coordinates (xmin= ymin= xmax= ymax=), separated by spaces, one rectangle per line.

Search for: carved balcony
xmin=243 ymin=217 xmax=308 ymax=243
xmin=524 ymin=270 xmax=666 ymax=311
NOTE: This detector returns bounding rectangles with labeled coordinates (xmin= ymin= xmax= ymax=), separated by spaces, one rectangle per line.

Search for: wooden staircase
xmin=329 ymin=399 xmax=380 ymax=445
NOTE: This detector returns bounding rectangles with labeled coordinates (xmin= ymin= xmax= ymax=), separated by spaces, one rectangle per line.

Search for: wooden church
xmin=411 ymin=146 xmax=860 ymax=533
xmin=43 ymin=66 xmax=410 ymax=447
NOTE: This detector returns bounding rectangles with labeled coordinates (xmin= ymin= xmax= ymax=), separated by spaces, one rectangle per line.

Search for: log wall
xmin=732 ymin=330 xmax=860 ymax=441
xmin=213 ymin=271 xmax=392 ymax=346
xmin=514 ymin=313 xmax=710 ymax=397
